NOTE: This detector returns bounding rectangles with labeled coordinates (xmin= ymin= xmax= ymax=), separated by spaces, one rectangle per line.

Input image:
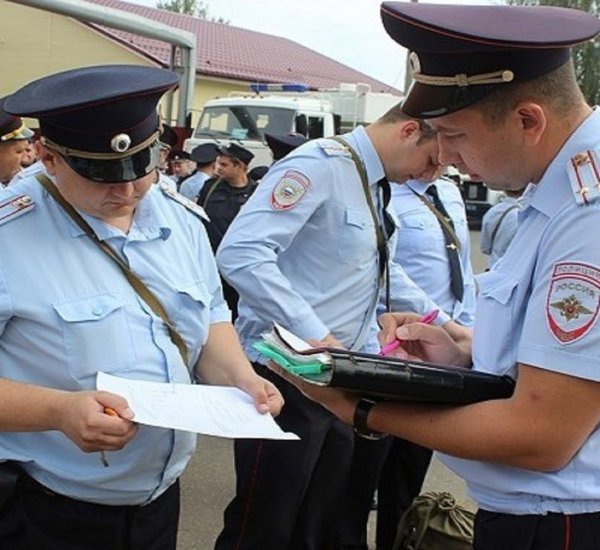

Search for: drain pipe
xmin=5 ymin=0 xmax=197 ymax=127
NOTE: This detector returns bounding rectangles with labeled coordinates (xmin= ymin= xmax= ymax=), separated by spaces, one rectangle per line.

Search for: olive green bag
xmin=393 ymin=492 xmax=475 ymax=550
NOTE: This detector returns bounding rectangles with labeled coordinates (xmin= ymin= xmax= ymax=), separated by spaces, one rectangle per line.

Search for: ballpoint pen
xmin=378 ymin=309 xmax=440 ymax=357
xmin=100 ymin=407 xmax=118 ymax=468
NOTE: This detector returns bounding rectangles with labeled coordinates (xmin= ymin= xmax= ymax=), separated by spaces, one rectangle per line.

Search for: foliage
xmin=156 ymin=0 xmax=229 ymax=23
xmin=507 ymin=0 xmax=600 ymax=104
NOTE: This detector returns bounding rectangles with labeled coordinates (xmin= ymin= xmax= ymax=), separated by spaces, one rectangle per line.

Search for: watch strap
xmin=353 ymin=398 xmax=388 ymax=440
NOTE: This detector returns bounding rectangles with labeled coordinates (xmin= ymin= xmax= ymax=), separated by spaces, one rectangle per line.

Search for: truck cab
xmin=184 ymin=83 xmax=402 ymax=168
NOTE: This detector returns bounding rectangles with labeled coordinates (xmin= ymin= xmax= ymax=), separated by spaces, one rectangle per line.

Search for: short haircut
xmin=476 ymin=60 xmax=584 ymax=125
xmin=379 ymin=101 xmax=437 ymax=143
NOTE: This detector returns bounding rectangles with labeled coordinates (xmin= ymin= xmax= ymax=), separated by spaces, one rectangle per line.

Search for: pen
xmin=378 ymin=309 xmax=440 ymax=357
xmin=100 ymin=407 xmax=118 ymax=468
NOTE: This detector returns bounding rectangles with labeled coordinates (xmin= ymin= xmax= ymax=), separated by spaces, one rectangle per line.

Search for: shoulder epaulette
xmin=567 ymin=150 xmax=600 ymax=206
xmin=0 ymin=193 xmax=35 ymax=226
xmin=158 ymin=181 xmax=210 ymax=221
xmin=317 ymin=139 xmax=352 ymax=158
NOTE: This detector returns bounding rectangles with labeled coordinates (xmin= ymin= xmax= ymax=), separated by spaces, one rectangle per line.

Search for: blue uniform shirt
xmin=479 ymin=195 xmax=520 ymax=268
xmin=179 ymin=170 xmax=211 ymax=201
xmin=0 ymin=176 xmax=230 ymax=505
xmin=217 ymin=126 xmax=449 ymax=362
xmin=385 ymin=178 xmax=476 ymax=327
xmin=440 ymin=108 xmax=600 ymax=515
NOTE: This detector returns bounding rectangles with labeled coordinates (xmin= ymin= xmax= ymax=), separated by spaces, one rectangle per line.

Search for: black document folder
xmin=255 ymin=324 xmax=515 ymax=405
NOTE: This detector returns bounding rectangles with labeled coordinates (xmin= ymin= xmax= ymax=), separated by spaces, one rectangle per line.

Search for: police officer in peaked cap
xmin=265 ymin=132 xmax=308 ymax=162
xmin=268 ymin=4 xmax=600 ymax=549
xmin=0 ymin=64 xmax=283 ymax=549
xmin=0 ymin=96 xmax=34 ymax=186
xmin=218 ymin=142 xmax=255 ymax=166
xmin=178 ymin=142 xmax=220 ymax=200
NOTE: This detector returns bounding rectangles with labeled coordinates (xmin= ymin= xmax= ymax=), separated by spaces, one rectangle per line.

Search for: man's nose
xmin=110 ymin=182 xmax=136 ymax=197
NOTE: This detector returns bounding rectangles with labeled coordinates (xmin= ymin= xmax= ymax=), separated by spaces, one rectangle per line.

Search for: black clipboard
xmin=267 ymin=324 xmax=515 ymax=405
xmin=306 ymin=350 xmax=514 ymax=404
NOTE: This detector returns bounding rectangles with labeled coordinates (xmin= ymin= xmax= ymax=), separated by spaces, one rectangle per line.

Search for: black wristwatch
xmin=353 ymin=398 xmax=388 ymax=440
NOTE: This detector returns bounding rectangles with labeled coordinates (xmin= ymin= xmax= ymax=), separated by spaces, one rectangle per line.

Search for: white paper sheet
xmin=97 ymin=372 xmax=298 ymax=440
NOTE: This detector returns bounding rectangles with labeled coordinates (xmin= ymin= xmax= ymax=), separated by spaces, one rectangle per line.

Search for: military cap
xmin=218 ymin=143 xmax=254 ymax=166
xmin=380 ymin=2 xmax=600 ymax=118
xmin=168 ymin=149 xmax=191 ymax=162
xmin=265 ymin=133 xmax=308 ymax=161
xmin=0 ymin=96 xmax=34 ymax=143
xmin=5 ymin=65 xmax=179 ymax=183
xmin=190 ymin=143 xmax=219 ymax=166
xmin=159 ymin=123 xmax=179 ymax=150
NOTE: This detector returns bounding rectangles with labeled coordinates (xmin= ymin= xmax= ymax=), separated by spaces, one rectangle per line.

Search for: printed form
xmin=97 ymin=372 xmax=298 ymax=440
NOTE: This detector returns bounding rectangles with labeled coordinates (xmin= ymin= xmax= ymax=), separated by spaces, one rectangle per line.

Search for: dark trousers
xmin=339 ymin=436 xmax=432 ymax=550
xmin=215 ymin=363 xmax=354 ymax=550
xmin=0 ymin=473 xmax=180 ymax=550
xmin=474 ymin=509 xmax=600 ymax=550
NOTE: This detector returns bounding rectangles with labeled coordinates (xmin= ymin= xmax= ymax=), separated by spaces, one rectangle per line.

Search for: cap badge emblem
xmin=408 ymin=52 xmax=421 ymax=75
xmin=110 ymin=133 xmax=132 ymax=153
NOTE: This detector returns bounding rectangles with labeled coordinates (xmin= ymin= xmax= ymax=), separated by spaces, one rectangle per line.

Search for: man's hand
xmin=266 ymin=361 xmax=358 ymax=425
xmin=238 ymin=375 xmax=285 ymax=417
xmin=378 ymin=312 xmax=471 ymax=367
xmin=56 ymin=391 xmax=137 ymax=453
xmin=307 ymin=332 xmax=346 ymax=350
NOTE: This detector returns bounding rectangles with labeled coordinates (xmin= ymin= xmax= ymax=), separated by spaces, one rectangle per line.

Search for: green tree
xmin=508 ymin=0 xmax=600 ymax=104
xmin=156 ymin=0 xmax=229 ymax=23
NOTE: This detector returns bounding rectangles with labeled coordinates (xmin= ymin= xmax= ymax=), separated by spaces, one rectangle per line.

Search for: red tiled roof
xmin=84 ymin=0 xmax=398 ymax=93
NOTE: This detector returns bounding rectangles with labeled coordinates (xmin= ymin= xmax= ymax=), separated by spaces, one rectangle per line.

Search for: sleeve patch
xmin=270 ymin=170 xmax=310 ymax=211
xmin=546 ymin=262 xmax=600 ymax=344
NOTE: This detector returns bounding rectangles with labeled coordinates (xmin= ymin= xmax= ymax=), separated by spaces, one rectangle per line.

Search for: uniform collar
xmin=525 ymin=108 xmax=600 ymax=218
xmin=404 ymin=179 xmax=430 ymax=195
xmin=343 ymin=125 xmax=386 ymax=187
xmin=65 ymin=184 xmax=171 ymax=241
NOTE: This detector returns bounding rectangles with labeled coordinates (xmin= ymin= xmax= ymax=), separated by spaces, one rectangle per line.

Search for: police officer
xmin=157 ymin=123 xmax=178 ymax=174
xmin=0 ymin=64 xmax=283 ymax=550
xmin=215 ymin=102 xmax=468 ymax=549
xmin=265 ymin=132 xmax=309 ymax=162
xmin=179 ymin=142 xmax=219 ymax=200
xmin=342 ymin=171 xmax=477 ymax=549
xmin=198 ymin=143 xmax=257 ymax=320
xmin=167 ymin=148 xmax=195 ymax=189
xmin=271 ymin=3 xmax=600 ymax=549
xmin=480 ymin=188 xmax=524 ymax=269
xmin=0 ymin=96 xmax=34 ymax=186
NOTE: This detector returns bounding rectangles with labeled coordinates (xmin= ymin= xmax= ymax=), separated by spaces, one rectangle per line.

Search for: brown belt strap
xmin=36 ymin=173 xmax=189 ymax=365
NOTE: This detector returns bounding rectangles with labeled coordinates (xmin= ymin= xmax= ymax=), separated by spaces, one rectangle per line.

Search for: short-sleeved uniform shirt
xmin=386 ymin=178 xmax=476 ymax=327
xmin=217 ymin=126 xmax=448 ymax=362
xmin=0 ymin=176 xmax=230 ymax=505
xmin=440 ymin=108 xmax=600 ymax=515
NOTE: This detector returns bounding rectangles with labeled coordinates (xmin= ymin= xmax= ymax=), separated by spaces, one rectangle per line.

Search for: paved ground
xmin=176 ymin=230 xmax=487 ymax=549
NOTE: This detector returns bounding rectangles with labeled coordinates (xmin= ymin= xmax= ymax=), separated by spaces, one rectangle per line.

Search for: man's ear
xmin=35 ymin=140 xmax=59 ymax=175
xmin=397 ymin=119 xmax=421 ymax=143
xmin=515 ymin=102 xmax=547 ymax=147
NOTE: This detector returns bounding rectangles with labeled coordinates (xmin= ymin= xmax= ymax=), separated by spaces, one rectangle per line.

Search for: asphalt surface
xmin=177 ymin=230 xmax=487 ymax=549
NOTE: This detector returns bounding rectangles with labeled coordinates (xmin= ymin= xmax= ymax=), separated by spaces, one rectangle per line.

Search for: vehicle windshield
xmin=194 ymin=105 xmax=296 ymax=141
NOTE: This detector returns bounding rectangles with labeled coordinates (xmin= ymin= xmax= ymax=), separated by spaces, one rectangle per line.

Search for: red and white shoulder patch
xmin=270 ymin=170 xmax=310 ymax=211
xmin=546 ymin=262 xmax=600 ymax=344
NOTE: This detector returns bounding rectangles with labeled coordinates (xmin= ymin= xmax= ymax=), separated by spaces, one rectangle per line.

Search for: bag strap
xmin=490 ymin=203 xmax=519 ymax=249
xmin=199 ymin=177 xmax=222 ymax=208
xmin=36 ymin=173 xmax=189 ymax=365
xmin=410 ymin=187 xmax=461 ymax=251
xmin=329 ymin=137 xmax=387 ymax=268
